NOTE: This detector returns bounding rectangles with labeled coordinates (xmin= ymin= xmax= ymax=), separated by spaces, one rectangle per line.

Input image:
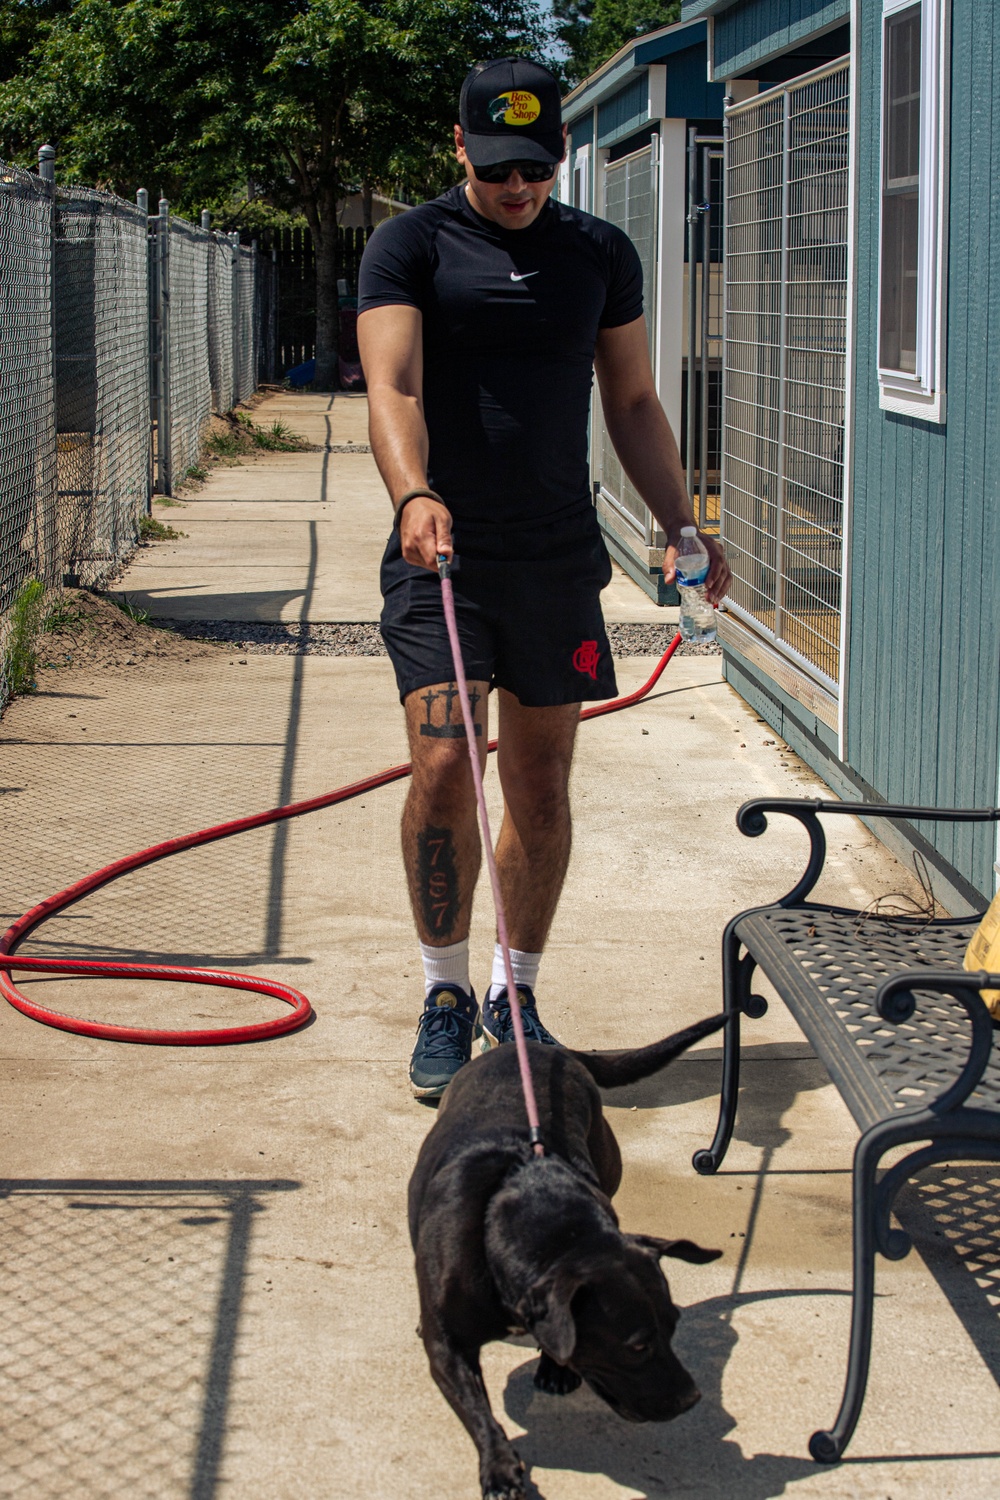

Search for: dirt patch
xmin=35 ymin=590 xmax=224 ymax=676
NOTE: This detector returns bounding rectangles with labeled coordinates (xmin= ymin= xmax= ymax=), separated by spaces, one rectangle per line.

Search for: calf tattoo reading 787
xmin=417 ymin=825 xmax=460 ymax=937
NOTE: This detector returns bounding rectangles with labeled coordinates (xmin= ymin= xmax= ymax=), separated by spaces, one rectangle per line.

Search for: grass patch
xmin=43 ymin=596 xmax=87 ymax=633
xmin=106 ymin=593 xmax=151 ymax=625
xmin=253 ymin=419 xmax=309 ymax=451
xmin=184 ymin=464 xmax=208 ymax=482
xmin=2 ymin=578 xmax=46 ymax=697
xmin=205 ymin=428 xmax=244 ymax=458
xmin=154 ymin=496 xmax=187 ymax=508
xmin=205 ymin=411 xmax=311 ymax=461
xmin=139 ymin=514 xmax=186 ymax=542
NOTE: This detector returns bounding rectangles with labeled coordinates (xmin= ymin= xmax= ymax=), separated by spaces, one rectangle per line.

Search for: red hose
xmin=0 ymin=634 xmax=682 ymax=1044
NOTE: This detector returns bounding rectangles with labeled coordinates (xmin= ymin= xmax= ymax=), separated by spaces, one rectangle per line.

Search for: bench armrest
xmin=737 ymin=797 xmax=1000 ymax=906
xmin=877 ymin=969 xmax=1000 ymax=1113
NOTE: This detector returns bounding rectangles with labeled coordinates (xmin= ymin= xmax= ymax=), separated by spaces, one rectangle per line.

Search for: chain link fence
xmin=0 ymin=155 xmax=272 ymax=708
xmin=54 ymin=186 xmax=150 ymax=589
xmin=232 ymin=244 xmax=257 ymax=405
xmin=207 ymin=234 xmax=235 ymax=414
xmin=165 ymin=216 xmax=213 ymax=484
xmin=0 ymin=162 xmax=58 ymax=702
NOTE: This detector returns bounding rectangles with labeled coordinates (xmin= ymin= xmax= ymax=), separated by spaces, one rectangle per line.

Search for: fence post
xmin=270 ymin=246 xmax=278 ymax=383
xmin=37 ymin=144 xmax=60 ymax=586
xmin=230 ymin=231 xmax=240 ymax=404
xmin=156 ymin=198 xmax=172 ymax=496
xmin=251 ymin=238 xmax=259 ymax=391
xmin=201 ymin=210 xmax=211 ymax=230
xmin=136 ymin=190 xmax=153 ymax=513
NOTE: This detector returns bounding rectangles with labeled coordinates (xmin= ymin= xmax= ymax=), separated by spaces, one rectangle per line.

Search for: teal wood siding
xmin=598 ymin=75 xmax=649 ymax=147
xmin=568 ymin=112 xmax=594 ymax=149
xmin=665 ymin=46 xmax=728 ymax=117
xmin=849 ymin=0 xmax=1000 ymax=898
xmin=700 ymin=0 xmax=850 ymax=76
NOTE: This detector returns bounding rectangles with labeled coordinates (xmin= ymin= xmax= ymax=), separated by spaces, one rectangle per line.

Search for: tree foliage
xmin=552 ymin=1 xmax=681 ymax=88
xmin=0 ymin=1 xmax=545 ymax=382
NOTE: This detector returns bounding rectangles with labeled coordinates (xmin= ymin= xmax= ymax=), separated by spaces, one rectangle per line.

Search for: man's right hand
xmin=399 ymin=496 xmax=454 ymax=570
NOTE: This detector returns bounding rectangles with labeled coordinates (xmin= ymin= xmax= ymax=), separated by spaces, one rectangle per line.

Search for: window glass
xmin=880 ymin=5 xmax=921 ymax=373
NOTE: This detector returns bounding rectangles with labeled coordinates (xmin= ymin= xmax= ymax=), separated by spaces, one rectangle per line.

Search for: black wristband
xmin=393 ymin=488 xmax=444 ymax=531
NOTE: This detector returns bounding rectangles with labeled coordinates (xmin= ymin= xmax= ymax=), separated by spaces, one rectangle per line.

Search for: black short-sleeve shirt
xmin=358 ymin=184 xmax=643 ymax=531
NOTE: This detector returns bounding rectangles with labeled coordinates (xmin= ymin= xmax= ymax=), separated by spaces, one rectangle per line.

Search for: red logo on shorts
xmin=572 ymin=639 xmax=600 ymax=680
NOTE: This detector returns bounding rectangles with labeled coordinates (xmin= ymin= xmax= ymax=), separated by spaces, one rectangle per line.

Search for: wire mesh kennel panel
xmin=597 ymin=144 xmax=659 ymax=544
xmin=723 ymin=60 xmax=849 ymax=687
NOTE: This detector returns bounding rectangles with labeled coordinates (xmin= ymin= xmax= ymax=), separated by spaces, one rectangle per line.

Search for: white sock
xmin=488 ymin=944 xmax=542 ymax=1003
xmin=420 ymin=939 xmax=471 ymax=999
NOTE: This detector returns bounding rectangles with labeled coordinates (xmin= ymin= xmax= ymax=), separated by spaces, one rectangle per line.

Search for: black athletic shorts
xmin=379 ymin=505 xmax=618 ymax=707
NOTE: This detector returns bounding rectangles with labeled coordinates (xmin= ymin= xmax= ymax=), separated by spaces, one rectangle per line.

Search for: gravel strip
xmin=159 ymin=619 xmax=721 ymax=658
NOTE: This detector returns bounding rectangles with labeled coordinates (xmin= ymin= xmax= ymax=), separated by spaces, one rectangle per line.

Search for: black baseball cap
xmin=459 ymin=58 xmax=564 ymax=168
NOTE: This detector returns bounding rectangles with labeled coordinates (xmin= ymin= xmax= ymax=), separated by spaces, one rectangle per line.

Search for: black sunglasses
xmin=473 ymin=159 xmax=557 ymax=184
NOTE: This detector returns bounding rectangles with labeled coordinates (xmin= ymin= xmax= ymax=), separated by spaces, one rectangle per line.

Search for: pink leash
xmin=437 ymin=555 xmax=545 ymax=1156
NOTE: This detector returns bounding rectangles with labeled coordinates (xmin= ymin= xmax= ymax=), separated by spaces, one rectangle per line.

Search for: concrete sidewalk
xmin=115 ymin=391 xmax=667 ymax=626
xmin=1 ymin=392 xmax=997 ymax=1498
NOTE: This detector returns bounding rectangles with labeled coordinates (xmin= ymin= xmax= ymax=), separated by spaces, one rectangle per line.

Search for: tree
xmin=0 ymin=1 xmax=545 ymax=386
xmin=552 ymin=0 xmax=680 ymax=88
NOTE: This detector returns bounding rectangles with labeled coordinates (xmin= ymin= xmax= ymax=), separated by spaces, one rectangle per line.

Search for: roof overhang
xmin=562 ymin=17 xmax=708 ymax=120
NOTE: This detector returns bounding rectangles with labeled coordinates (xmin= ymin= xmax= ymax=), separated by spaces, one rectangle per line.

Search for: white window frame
xmin=572 ymin=143 xmax=591 ymax=213
xmin=877 ymin=0 xmax=950 ymax=423
xmin=557 ymin=153 xmax=570 ymax=204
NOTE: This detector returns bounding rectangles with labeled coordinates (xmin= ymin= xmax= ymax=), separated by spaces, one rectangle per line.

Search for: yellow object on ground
xmin=964 ymin=871 xmax=1000 ymax=1018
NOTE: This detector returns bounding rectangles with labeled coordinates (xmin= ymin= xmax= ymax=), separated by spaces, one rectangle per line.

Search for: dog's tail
xmin=568 ymin=1011 xmax=727 ymax=1089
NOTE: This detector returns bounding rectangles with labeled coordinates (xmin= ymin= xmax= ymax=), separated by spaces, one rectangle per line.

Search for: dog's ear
xmin=518 ymin=1266 xmax=584 ymax=1364
xmin=630 ymin=1234 xmax=723 ymax=1265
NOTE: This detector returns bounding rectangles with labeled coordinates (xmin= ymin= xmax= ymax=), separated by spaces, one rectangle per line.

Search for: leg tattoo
xmin=417 ymin=826 xmax=460 ymax=939
xmin=419 ymin=684 xmax=482 ymax=739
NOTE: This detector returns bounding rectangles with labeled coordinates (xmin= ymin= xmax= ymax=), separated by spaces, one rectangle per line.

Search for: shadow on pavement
xmin=0 ymin=1177 xmax=298 ymax=1499
xmin=266 ymin=520 xmax=317 ymax=955
xmin=502 ymin=1288 xmax=840 ymax=1499
xmin=605 ymin=1045 xmax=831 ymax=1153
xmin=894 ymin=1163 xmax=1000 ymax=1388
xmin=142 ymin=588 xmax=308 ymax=623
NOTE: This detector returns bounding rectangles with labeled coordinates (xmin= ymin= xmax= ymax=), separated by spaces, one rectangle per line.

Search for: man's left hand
xmin=662 ymin=532 xmax=731 ymax=607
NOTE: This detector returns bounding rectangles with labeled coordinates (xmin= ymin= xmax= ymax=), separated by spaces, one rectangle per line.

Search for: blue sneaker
xmin=481 ymin=985 xmax=559 ymax=1049
xmin=409 ymin=986 xmax=480 ymax=1099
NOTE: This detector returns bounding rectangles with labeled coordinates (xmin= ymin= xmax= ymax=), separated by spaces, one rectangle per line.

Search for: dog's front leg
xmin=424 ymin=1328 xmax=526 ymax=1500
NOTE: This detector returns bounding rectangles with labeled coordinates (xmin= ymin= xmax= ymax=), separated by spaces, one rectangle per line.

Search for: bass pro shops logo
xmin=488 ymin=90 xmax=542 ymax=126
xmin=572 ymin=640 xmax=601 ymax=681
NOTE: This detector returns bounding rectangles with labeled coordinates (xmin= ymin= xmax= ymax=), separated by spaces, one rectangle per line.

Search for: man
xmin=358 ymin=57 xmax=729 ymax=1100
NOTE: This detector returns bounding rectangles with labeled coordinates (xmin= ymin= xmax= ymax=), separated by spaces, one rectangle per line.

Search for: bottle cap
xmin=680 ymin=525 xmax=697 ymax=537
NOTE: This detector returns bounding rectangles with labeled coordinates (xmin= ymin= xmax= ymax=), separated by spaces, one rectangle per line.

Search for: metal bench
xmin=693 ymin=797 xmax=1000 ymax=1463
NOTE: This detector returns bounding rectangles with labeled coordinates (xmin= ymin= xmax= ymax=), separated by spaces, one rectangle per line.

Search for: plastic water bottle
xmin=675 ymin=526 xmax=716 ymax=644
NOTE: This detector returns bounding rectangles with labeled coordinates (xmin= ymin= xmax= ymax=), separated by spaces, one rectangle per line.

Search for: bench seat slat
xmin=734 ymin=908 xmax=998 ymax=1133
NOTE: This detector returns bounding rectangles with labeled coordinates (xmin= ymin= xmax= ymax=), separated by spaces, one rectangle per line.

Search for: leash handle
xmin=437 ymin=554 xmax=544 ymax=1156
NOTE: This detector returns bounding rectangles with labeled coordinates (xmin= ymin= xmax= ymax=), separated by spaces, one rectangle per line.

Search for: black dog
xmin=408 ymin=1013 xmax=726 ymax=1499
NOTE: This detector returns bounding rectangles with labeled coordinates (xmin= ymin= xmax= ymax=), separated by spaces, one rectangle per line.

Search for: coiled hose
xmin=0 ymin=635 xmax=682 ymax=1045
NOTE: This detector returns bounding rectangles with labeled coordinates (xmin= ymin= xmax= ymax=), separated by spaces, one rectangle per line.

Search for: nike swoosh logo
xmin=510 ymin=271 xmax=538 ymax=281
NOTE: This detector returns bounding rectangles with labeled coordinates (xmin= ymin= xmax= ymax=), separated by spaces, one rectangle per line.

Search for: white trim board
xmin=876 ymin=0 xmax=950 ymax=423
xmin=839 ymin=0 xmax=860 ymax=761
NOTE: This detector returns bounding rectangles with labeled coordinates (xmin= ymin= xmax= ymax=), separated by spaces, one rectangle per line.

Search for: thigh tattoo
xmin=418 ymin=684 xmax=482 ymax=738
